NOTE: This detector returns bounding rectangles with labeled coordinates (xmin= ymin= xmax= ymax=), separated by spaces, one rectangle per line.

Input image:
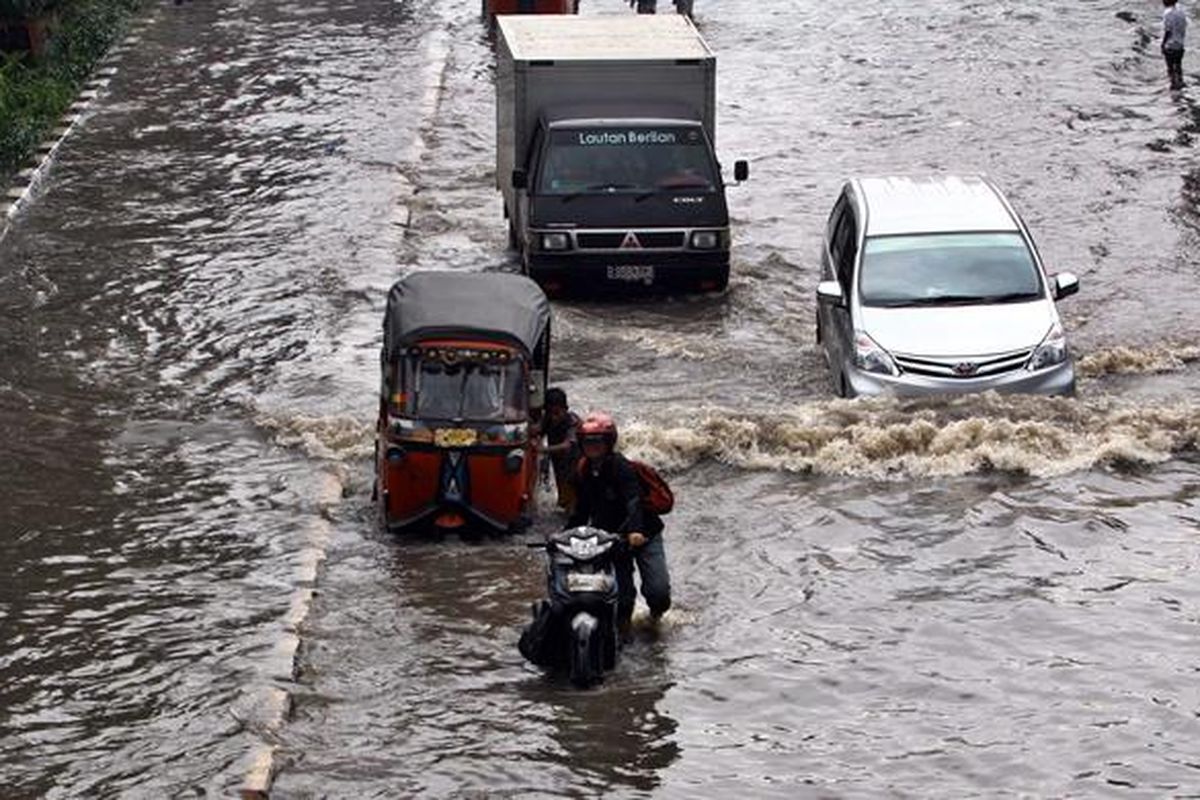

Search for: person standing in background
xmin=1163 ymin=0 xmax=1188 ymax=90
xmin=539 ymin=387 xmax=581 ymax=513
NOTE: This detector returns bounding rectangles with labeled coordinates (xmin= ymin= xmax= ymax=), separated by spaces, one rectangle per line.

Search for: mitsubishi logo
xmin=620 ymin=231 xmax=642 ymax=250
xmin=953 ymin=362 xmax=979 ymax=376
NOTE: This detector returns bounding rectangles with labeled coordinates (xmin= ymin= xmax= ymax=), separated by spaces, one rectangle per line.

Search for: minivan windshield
xmin=538 ymin=125 xmax=717 ymax=196
xmin=402 ymin=357 xmax=526 ymax=422
xmin=859 ymin=232 xmax=1044 ymax=307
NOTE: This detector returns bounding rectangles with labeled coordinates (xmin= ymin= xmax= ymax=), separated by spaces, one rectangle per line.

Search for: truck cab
xmin=496 ymin=16 xmax=747 ymax=295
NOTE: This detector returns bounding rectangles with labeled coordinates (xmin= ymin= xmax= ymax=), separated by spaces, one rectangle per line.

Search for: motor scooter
xmin=519 ymin=526 xmax=621 ymax=687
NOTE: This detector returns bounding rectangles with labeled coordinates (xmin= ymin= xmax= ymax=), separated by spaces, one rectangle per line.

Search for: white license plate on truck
xmin=606 ymin=265 xmax=655 ymax=284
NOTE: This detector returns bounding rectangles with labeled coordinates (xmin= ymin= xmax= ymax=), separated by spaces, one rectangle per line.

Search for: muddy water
xmin=1 ymin=0 xmax=1199 ymax=797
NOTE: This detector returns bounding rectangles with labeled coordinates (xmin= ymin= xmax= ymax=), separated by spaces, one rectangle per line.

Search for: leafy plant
xmin=1 ymin=0 xmax=141 ymax=181
xmin=0 ymin=1 xmax=65 ymax=19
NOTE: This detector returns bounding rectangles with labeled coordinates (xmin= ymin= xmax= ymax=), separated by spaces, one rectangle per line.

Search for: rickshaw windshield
xmin=404 ymin=354 xmax=526 ymax=423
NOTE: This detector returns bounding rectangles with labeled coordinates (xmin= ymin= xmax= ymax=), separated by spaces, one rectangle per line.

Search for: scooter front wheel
xmin=568 ymin=613 xmax=604 ymax=688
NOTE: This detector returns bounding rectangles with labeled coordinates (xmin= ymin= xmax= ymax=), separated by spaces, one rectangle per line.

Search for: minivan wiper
xmin=872 ymin=292 xmax=1040 ymax=308
xmin=560 ymin=183 xmax=639 ymax=203
xmin=985 ymin=291 xmax=1042 ymax=304
xmin=870 ymin=295 xmax=988 ymax=307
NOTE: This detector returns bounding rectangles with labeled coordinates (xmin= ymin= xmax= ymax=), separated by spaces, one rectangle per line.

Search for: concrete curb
xmin=238 ymin=29 xmax=453 ymax=797
xmin=392 ymin=30 xmax=451 ymax=235
xmin=238 ymin=471 xmax=342 ymax=799
xmin=0 ymin=15 xmax=153 ymax=247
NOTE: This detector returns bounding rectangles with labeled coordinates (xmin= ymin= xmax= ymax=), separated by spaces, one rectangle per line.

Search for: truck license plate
xmin=606 ymin=264 xmax=655 ymax=284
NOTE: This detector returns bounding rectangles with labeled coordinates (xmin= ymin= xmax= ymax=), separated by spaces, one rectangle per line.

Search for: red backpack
xmin=576 ymin=456 xmax=674 ymax=516
xmin=631 ymin=459 xmax=674 ymax=516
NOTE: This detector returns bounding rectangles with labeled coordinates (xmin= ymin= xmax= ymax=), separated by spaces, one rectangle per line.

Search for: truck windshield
xmin=539 ymin=126 xmax=716 ymax=195
xmin=402 ymin=356 xmax=526 ymax=422
xmin=859 ymin=232 xmax=1044 ymax=307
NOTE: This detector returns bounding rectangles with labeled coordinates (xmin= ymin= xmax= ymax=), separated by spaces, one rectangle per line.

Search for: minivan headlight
xmin=1026 ymin=322 xmax=1068 ymax=371
xmin=690 ymin=230 xmax=720 ymax=250
xmin=853 ymin=331 xmax=899 ymax=376
xmin=541 ymin=232 xmax=571 ymax=251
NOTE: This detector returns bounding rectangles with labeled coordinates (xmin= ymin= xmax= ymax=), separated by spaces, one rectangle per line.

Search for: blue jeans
xmin=615 ymin=534 xmax=671 ymax=625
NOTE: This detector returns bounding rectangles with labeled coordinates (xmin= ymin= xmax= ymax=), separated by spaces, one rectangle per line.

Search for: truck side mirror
xmin=734 ymin=160 xmax=749 ymax=183
xmin=1053 ymin=272 xmax=1079 ymax=300
xmin=511 ymin=169 xmax=528 ymax=190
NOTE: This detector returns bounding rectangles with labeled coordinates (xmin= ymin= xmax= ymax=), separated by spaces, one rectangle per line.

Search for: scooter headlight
xmin=541 ymin=232 xmax=571 ymax=251
xmin=1027 ymin=322 xmax=1068 ymax=371
xmin=853 ymin=330 xmax=899 ymax=376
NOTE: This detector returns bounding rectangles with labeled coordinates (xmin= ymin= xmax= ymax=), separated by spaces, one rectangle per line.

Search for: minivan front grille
xmin=894 ymin=348 xmax=1033 ymax=379
xmin=575 ymin=231 xmax=686 ymax=250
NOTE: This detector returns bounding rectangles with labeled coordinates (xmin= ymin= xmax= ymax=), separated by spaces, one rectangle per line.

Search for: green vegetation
xmin=1 ymin=0 xmax=140 ymax=183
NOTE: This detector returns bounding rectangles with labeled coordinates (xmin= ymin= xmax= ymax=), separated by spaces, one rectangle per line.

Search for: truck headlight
xmin=1027 ymin=322 xmax=1068 ymax=371
xmin=853 ymin=331 xmax=899 ymax=376
xmin=541 ymin=232 xmax=571 ymax=251
xmin=690 ymin=230 xmax=720 ymax=250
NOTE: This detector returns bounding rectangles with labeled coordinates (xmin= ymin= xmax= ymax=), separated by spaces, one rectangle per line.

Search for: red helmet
xmin=578 ymin=411 xmax=618 ymax=448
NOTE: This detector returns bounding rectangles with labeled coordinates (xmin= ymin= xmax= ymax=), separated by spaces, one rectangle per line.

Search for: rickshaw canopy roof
xmin=384 ymin=271 xmax=551 ymax=358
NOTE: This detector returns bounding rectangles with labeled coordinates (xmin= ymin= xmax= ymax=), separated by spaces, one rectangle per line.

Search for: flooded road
xmin=1 ymin=0 xmax=1199 ymax=796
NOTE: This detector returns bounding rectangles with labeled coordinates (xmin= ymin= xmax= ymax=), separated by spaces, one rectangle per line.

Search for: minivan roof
xmin=856 ymin=175 xmax=1019 ymax=237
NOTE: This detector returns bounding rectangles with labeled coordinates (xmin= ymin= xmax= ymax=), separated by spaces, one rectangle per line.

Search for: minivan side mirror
xmin=733 ymin=160 xmax=749 ymax=183
xmin=511 ymin=169 xmax=528 ymax=190
xmin=1053 ymin=272 xmax=1079 ymax=300
xmin=817 ymin=280 xmax=845 ymax=306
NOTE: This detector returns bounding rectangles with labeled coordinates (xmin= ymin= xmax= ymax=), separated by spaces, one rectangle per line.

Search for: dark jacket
xmin=566 ymin=452 xmax=664 ymax=537
xmin=544 ymin=410 xmax=581 ymax=477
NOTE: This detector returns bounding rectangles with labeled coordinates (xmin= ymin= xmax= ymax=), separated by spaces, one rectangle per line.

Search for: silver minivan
xmin=816 ymin=176 xmax=1078 ymax=397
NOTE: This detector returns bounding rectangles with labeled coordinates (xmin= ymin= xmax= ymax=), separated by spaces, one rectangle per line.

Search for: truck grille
xmin=575 ymin=231 xmax=686 ymax=250
xmin=894 ymin=348 xmax=1033 ymax=379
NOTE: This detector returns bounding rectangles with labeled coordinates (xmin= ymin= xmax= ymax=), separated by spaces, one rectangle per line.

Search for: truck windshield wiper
xmin=560 ymin=183 xmax=639 ymax=203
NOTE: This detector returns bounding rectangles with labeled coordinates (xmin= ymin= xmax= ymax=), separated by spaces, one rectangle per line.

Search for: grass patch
xmin=1 ymin=0 xmax=141 ymax=184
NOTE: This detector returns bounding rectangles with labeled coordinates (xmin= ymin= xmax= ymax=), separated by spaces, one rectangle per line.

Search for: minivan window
xmin=859 ymin=232 xmax=1043 ymax=307
xmin=833 ymin=205 xmax=858 ymax=291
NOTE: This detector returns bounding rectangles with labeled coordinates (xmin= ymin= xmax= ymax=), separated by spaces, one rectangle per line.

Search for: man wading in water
xmin=567 ymin=412 xmax=671 ymax=638
xmin=1163 ymin=0 xmax=1188 ymax=90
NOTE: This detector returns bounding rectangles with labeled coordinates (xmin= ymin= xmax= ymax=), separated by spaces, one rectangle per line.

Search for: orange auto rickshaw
xmin=375 ymin=271 xmax=552 ymax=534
xmin=481 ymin=0 xmax=578 ymax=29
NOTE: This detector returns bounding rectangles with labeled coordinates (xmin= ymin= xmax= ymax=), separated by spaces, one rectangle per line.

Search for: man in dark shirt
xmin=566 ymin=412 xmax=671 ymax=631
xmin=540 ymin=387 xmax=580 ymax=512
xmin=1163 ymin=0 xmax=1188 ymax=90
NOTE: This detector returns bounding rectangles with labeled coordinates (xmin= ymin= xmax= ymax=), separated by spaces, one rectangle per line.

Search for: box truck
xmin=496 ymin=15 xmax=747 ymax=294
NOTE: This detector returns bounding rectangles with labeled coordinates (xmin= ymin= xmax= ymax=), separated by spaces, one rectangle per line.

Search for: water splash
xmin=620 ymin=394 xmax=1200 ymax=479
xmin=1078 ymin=344 xmax=1200 ymax=378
